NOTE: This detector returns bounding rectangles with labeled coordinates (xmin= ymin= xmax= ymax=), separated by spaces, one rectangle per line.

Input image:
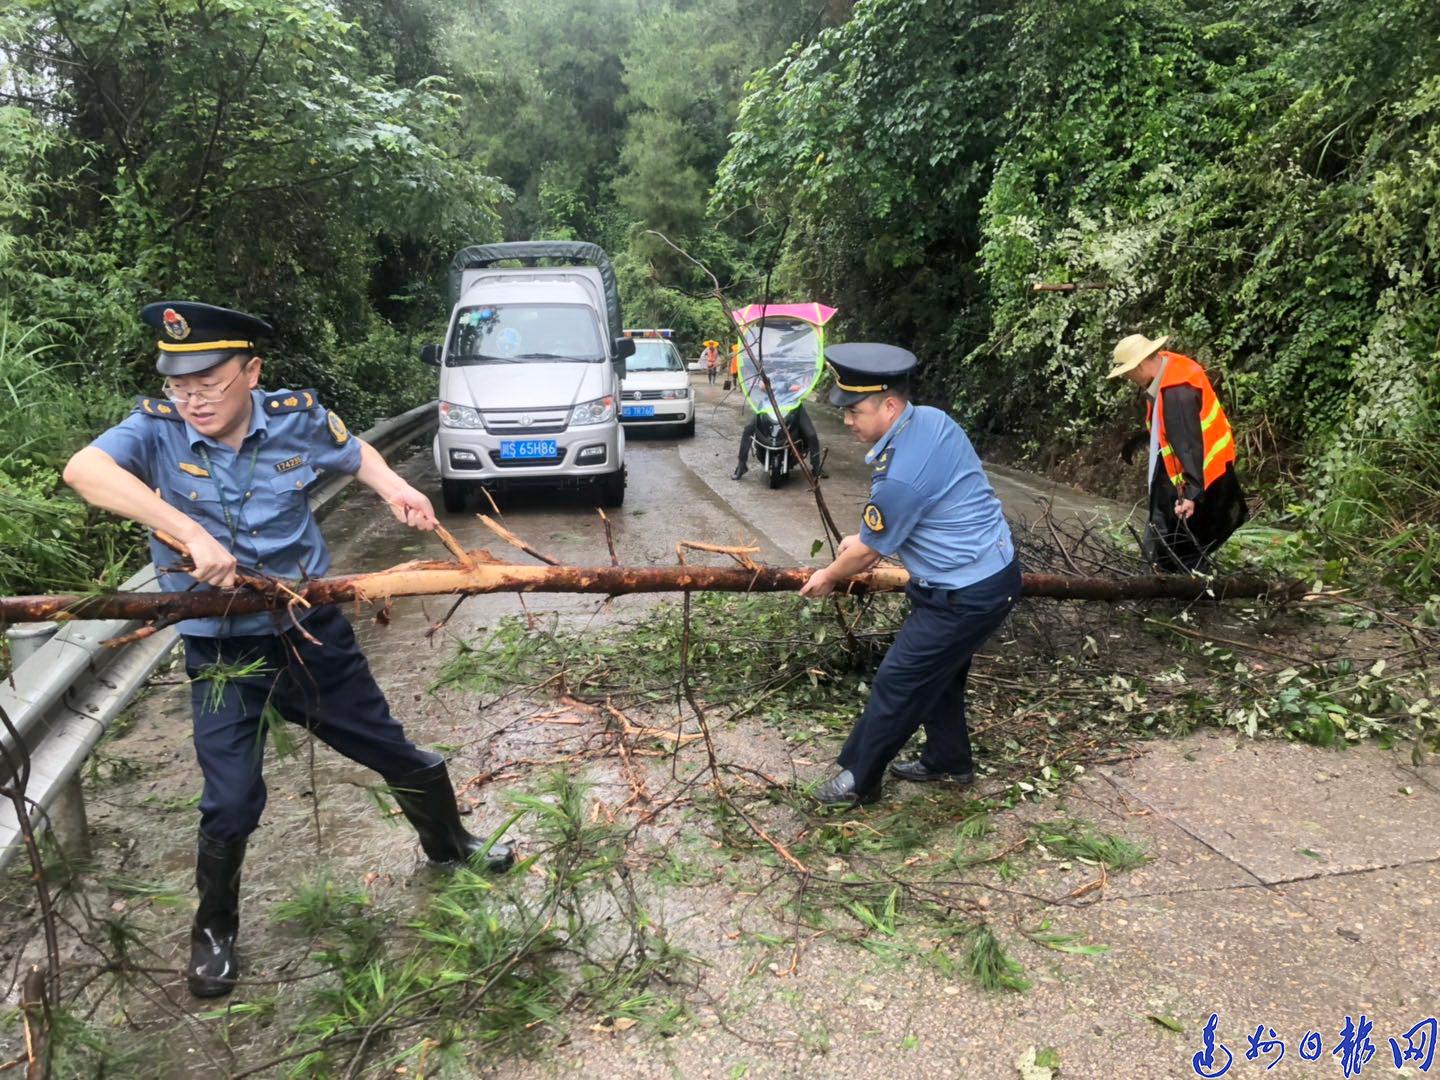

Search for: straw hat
xmin=1106 ymin=333 xmax=1170 ymax=379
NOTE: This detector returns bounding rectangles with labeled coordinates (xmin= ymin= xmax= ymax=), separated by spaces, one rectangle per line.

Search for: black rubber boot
xmin=732 ymin=463 xmax=747 ymax=481
xmin=188 ymin=832 xmax=246 ymax=998
xmin=389 ymin=760 xmax=515 ymax=873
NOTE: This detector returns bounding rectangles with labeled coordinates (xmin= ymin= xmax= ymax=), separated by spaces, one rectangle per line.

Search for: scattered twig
xmin=596 ymin=508 xmax=620 ymax=568
xmin=474 ymin=514 xmax=561 ymax=566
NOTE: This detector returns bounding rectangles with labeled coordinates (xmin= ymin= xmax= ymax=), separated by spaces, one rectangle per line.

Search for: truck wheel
xmin=681 ymin=416 xmax=696 ymax=438
xmin=599 ymin=468 xmax=626 ymax=508
xmin=441 ymin=478 xmax=468 ymax=514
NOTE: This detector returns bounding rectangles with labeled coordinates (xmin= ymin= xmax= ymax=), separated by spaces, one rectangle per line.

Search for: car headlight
xmin=439 ymin=401 xmax=484 ymax=428
xmin=570 ymin=395 xmax=616 ymax=426
xmin=660 ymin=388 xmax=690 ymax=400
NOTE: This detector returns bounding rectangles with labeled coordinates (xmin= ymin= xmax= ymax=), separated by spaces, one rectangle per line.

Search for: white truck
xmin=421 ymin=242 xmax=635 ymax=511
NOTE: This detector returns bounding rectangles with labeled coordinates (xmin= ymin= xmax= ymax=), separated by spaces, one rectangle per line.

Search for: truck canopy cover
xmin=450 ymin=242 xmax=622 ymax=343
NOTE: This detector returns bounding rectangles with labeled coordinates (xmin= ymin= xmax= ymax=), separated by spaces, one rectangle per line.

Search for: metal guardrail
xmin=0 ymin=401 xmax=438 ymax=873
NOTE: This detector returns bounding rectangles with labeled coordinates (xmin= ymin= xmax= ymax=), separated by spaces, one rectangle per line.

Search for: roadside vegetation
xmin=717 ymin=0 xmax=1440 ymax=589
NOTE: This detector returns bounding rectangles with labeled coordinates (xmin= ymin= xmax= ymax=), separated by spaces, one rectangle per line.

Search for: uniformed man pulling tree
xmin=63 ymin=303 xmax=515 ymax=999
xmin=799 ymin=344 xmax=1021 ymax=805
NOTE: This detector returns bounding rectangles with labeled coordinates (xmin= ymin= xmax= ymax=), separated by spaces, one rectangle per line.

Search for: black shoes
xmin=388 ymin=760 xmax=516 ymax=873
xmin=813 ymin=769 xmax=881 ymax=807
xmin=189 ymin=832 xmax=246 ymax=998
xmin=889 ymin=760 xmax=976 ymax=785
xmin=732 ymin=464 xmax=747 ymax=481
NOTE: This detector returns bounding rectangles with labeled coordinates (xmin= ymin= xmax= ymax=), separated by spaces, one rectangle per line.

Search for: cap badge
xmin=162 ymin=307 xmax=191 ymax=341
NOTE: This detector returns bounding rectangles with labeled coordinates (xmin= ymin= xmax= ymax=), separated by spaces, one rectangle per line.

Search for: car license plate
xmin=499 ymin=439 xmax=558 ymax=460
xmin=622 ymin=405 xmax=655 ymax=418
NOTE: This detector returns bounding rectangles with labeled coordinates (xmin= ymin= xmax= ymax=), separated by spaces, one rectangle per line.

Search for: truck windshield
xmin=447 ymin=304 xmax=605 ymax=364
xmin=625 ymin=341 xmax=684 ymax=373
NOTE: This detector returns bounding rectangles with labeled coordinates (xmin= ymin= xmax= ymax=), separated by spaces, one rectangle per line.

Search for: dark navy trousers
xmin=182 ymin=604 xmax=438 ymax=842
xmin=838 ymin=559 xmax=1021 ymax=792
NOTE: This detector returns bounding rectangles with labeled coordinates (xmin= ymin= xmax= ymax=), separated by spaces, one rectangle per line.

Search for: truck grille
xmin=481 ymin=406 xmax=570 ymax=435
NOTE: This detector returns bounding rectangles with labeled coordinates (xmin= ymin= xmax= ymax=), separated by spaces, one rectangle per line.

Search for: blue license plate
xmin=622 ymin=405 xmax=655 ymax=418
xmin=499 ymin=439 xmax=558 ymax=460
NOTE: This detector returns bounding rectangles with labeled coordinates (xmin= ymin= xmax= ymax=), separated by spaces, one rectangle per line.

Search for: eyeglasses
xmin=161 ymin=368 xmax=246 ymax=406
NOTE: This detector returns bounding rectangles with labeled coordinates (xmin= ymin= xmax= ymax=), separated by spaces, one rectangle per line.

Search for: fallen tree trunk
xmin=0 ymin=558 xmax=1305 ymax=625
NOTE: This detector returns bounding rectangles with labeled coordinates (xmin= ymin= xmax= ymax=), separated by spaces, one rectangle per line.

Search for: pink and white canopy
xmin=730 ymin=302 xmax=838 ymax=328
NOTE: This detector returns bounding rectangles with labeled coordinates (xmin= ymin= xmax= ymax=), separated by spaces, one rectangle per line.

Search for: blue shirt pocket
xmin=164 ymin=475 xmax=222 ymax=512
xmin=266 ymin=465 xmax=318 ymax=532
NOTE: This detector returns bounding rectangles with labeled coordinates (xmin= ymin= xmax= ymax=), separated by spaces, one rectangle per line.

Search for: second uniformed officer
xmin=63 ymin=302 xmax=514 ymax=998
xmin=799 ymin=344 xmax=1021 ymax=805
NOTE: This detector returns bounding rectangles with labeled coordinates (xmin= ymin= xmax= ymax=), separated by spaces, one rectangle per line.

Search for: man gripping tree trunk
xmin=63 ymin=301 xmax=514 ymax=999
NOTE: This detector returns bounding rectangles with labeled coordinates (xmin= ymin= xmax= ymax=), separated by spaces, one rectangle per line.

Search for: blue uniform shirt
xmin=90 ymin=388 xmax=362 ymax=637
xmin=859 ymin=403 xmax=1013 ymax=588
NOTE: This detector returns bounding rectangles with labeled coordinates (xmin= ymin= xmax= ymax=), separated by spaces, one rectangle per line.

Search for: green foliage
xmin=3 ymin=0 xmax=499 ymax=366
xmin=436 ymin=592 xmax=903 ymax=729
xmin=963 ymin=923 xmax=1031 ymax=993
xmin=1029 ymin=818 xmax=1149 ymax=873
xmin=0 ymin=313 xmax=141 ymax=593
xmin=719 ymin=0 xmax=1440 ymax=546
xmin=268 ymin=772 xmax=694 ymax=1072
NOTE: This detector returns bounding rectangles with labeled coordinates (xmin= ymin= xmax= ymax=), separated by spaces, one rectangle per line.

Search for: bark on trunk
xmin=0 ymin=560 xmax=1304 ymax=624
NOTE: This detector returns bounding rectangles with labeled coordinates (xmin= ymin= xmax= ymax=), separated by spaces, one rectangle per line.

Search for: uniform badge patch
xmin=137 ymin=396 xmax=183 ymax=419
xmin=326 ymin=410 xmax=349 ymax=445
xmin=863 ymin=503 xmax=885 ymax=531
xmin=162 ymin=307 xmax=190 ymax=340
xmin=274 ymin=455 xmax=304 ymax=473
xmin=178 ymin=462 xmax=210 ymax=478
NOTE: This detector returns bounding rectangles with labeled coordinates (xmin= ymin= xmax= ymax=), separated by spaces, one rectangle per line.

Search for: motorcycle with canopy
xmin=732 ymin=303 xmax=838 ymax=488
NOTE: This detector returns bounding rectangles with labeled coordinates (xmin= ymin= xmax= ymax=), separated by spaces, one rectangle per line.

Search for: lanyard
xmin=196 ymin=440 xmax=262 ymax=546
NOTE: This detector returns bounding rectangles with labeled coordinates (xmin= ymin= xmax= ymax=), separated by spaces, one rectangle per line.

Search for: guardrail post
xmin=6 ymin=621 xmax=59 ymax=668
xmin=46 ymin=776 xmax=91 ymax=862
xmin=7 ymin=623 xmax=94 ymax=860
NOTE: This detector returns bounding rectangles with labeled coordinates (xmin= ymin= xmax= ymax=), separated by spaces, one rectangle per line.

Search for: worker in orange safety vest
xmin=1108 ymin=333 xmax=1248 ymax=572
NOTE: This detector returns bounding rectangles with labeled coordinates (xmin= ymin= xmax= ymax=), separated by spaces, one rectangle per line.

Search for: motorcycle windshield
xmin=738 ymin=318 xmax=823 ymax=417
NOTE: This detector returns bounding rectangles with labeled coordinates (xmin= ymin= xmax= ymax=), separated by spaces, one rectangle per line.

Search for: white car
xmin=619 ymin=331 xmax=695 ymax=436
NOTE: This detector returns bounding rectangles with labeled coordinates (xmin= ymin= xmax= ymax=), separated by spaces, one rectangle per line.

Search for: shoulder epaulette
xmin=263 ymin=388 xmax=320 ymax=415
xmin=133 ymin=396 xmax=185 ymax=420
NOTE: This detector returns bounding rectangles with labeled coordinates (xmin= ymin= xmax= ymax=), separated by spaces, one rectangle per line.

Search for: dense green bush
xmin=718 ymin=0 xmax=1440 ymax=568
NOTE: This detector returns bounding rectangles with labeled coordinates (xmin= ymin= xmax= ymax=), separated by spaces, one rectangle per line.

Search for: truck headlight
xmin=660 ymin=388 xmax=690 ymax=400
xmin=570 ymin=395 xmax=616 ymax=426
xmin=439 ymin=401 xmax=484 ymax=429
